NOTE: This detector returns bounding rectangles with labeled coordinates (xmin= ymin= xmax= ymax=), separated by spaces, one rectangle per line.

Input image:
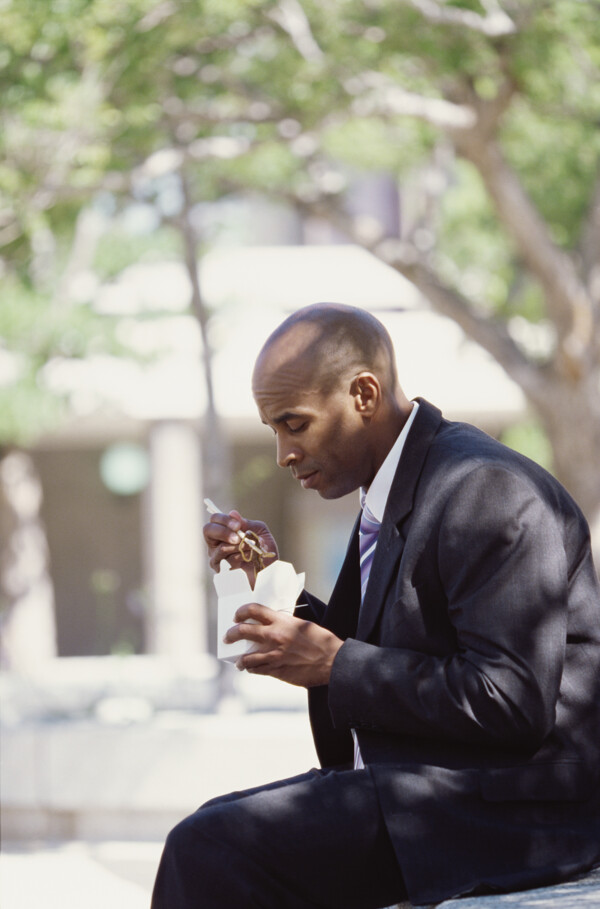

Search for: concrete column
xmin=145 ymin=422 xmax=206 ymax=655
xmin=0 ymin=451 xmax=58 ymax=670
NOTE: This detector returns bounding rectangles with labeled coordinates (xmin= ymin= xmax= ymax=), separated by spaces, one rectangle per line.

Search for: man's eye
xmin=288 ymin=422 xmax=307 ymax=434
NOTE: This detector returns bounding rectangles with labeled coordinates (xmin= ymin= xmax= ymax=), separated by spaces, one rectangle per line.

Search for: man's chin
xmin=317 ymin=482 xmax=356 ymax=501
xmin=298 ymin=470 xmax=358 ymax=500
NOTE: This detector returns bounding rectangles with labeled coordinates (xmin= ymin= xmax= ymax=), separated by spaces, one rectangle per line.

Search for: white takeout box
xmin=214 ymin=559 xmax=305 ymax=662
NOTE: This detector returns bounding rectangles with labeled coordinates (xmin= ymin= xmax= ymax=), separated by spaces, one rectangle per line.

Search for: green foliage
xmin=217 ymin=141 xmax=300 ymax=193
xmin=501 ymin=108 xmax=600 ymax=249
xmin=1 ymin=0 xmax=599 ymax=449
xmin=438 ymin=160 xmax=548 ymax=321
xmin=322 ymin=118 xmax=433 ymax=175
xmin=0 ymin=372 xmax=66 ymax=448
xmin=439 ymin=161 xmax=511 ymax=300
xmin=94 ymin=223 xmax=182 ymax=279
xmin=0 ymin=280 xmax=126 ymax=445
xmin=501 ymin=420 xmax=554 ymax=474
xmin=0 ymin=281 xmax=122 ymax=364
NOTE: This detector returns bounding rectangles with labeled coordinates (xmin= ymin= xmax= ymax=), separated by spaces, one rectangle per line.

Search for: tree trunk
xmin=178 ymin=169 xmax=232 ymax=509
xmin=524 ymin=371 xmax=600 ymax=526
xmin=178 ymin=168 xmax=233 ymax=662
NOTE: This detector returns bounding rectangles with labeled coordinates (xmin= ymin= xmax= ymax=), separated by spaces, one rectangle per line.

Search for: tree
xmin=2 ymin=0 xmax=599 ymax=529
xmin=295 ymin=0 xmax=600 ymax=524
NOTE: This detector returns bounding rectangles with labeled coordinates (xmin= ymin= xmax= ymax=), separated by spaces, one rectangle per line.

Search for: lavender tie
xmin=354 ymin=499 xmax=381 ymax=770
xmin=359 ymin=500 xmax=381 ymax=602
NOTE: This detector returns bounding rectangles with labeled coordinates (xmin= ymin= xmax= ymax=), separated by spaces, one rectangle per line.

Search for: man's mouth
xmin=296 ymin=470 xmax=318 ymax=489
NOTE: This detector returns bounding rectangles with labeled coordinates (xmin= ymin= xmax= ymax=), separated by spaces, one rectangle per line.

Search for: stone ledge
xmin=413 ymin=865 xmax=600 ymax=909
xmin=0 ymin=655 xmax=220 ymax=722
xmin=1 ymin=711 xmax=318 ymax=841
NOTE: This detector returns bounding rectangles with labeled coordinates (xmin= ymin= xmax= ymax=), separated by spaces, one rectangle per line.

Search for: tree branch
xmin=378 ymin=242 xmax=548 ymax=399
xmin=268 ymin=0 xmax=324 ymax=62
xmin=136 ymin=1 xmax=177 ymax=32
xmin=53 ymin=208 xmax=105 ymax=306
xmin=454 ymin=133 xmax=596 ymax=375
xmin=398 ymin=0 xmax=517 ymax=36
xmin=352 ymin=68 xmax=597 ymax=377
xmin=162 ymin=104 xmax=281 ymax=127
xmin=350 ymin=73 xmax=476 ymax=130
xmin=178 ymin=170 xmax=214 ymax=408
xmin=292 ymin=192 xmax=546 ymax=400
xmin=580 ymin=174 xmax=600 ymax=303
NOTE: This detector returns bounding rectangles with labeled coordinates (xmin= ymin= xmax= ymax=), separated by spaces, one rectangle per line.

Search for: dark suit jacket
xmin=298 ymin=399 xmax=600 ymax=904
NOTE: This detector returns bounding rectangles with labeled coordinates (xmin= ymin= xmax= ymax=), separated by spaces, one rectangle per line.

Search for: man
xmin=152 ymin=303 xmax=600 ymax=908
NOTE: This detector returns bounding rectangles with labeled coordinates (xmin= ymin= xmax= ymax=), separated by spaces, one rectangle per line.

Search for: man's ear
xmin=350 ymin=373 xmax=381 ymax=417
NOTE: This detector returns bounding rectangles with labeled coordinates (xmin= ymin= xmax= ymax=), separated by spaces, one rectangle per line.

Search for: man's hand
xmin=203 ymin=510 xmax=279 ymax=588
xmin=224 ymin=604 xmax=344 ymax=688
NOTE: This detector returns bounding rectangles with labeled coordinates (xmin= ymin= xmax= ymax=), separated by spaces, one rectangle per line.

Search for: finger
xmin=234 ymin=603 xmax=275 ymax=624
xmin=224 ymin=621 xmax=270 ymax=646
xmin=237 ymin=652 xmax=279 ymax=674
xmin=208 ymin=542 xmax=241 ymax=572
xmin=203 ymin=519 xmax=242 ymax=547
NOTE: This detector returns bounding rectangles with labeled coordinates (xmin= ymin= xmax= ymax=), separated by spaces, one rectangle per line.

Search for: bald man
xmin=152 ymin=304 xmax=600 ymax=909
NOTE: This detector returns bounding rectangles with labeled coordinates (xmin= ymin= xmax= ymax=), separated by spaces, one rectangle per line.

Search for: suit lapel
xmin=356 ymin=399 xmax=443 ymax=642
xmin=320 ymin=513 xmax=362 ymax=640
xmin=356 ymin=519 xmax=402 ymax=640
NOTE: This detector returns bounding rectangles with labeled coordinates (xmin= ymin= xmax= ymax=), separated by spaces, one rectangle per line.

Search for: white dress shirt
xmin=353 ymin=401 xmax=419 ymax=769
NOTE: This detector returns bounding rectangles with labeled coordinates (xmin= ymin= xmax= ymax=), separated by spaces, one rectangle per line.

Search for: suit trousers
xmin=151 ymin=766 xmax=408 ymax=909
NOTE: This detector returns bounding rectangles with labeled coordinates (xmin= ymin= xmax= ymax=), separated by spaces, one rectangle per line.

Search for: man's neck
xmin=362 ymin=401 xmax=419 ymax=522
xmin=369 ymin=401 xmax=414 ymax=482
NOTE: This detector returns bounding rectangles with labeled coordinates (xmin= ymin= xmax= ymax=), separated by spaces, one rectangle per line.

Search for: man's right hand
xmin=203 ymin=509 xmax=279 ymax=587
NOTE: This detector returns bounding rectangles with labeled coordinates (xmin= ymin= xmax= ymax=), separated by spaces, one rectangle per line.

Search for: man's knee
xmin=160 ymin=811 xmax=230 ymax=887
xmin=163 ymin=802 xmax=238 ymax=865
xmin=162 ymin=813 xmax=202 ymax=863
xmin=153 ymin=812 xmax=231 ymax=909
xmin=155 ymin=807 xmax=279 ymax=909
xmin=199 ymin=791 xmax=232 ymax=810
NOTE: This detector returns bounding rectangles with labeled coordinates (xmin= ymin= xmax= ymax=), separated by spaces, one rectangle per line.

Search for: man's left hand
xmin=224 ymin=604 xmax=343 ymax=688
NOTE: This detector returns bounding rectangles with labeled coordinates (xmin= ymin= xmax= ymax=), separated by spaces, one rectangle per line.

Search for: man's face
xmin=253 ymin=364 xmax=374 ymax=500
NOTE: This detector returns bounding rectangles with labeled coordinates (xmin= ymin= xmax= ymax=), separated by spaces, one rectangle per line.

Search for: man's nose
xmin=276 ymin=436 xmax=300 ymax=469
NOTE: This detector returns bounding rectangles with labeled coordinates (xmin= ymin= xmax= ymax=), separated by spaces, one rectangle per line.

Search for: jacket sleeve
xmin=294 ymin=590 xmax=327 ymax=625
xmin=328 ymin=464 xmax=570 ymax=750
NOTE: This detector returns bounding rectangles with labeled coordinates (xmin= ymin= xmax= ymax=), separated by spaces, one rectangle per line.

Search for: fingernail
xmin=229 ymin=520 xmax=241 ymax=531
xmin=228 ymin=533 xmax=240 ymax=544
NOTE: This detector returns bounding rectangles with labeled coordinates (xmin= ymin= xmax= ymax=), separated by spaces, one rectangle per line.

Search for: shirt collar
xmin=361 ymin=401 xmax=419 ymax=522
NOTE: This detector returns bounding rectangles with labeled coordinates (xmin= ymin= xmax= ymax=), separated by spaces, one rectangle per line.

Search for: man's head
xmin=252 ymin=303 xmax=412 ymax=498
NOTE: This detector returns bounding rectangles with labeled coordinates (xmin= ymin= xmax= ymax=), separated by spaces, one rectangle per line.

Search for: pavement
xmin=1 ymin=676 xmax=317 ymax=909
xmin=1 ymin=840 xmax=162 ymax=909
